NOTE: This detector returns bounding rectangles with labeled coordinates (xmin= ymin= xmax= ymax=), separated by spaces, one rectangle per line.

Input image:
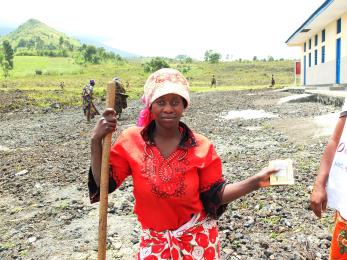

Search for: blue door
xmin=336 ymin=38 xmax=341 ymax=84
xmin=303 ymin=55 xmax=306 ymax=85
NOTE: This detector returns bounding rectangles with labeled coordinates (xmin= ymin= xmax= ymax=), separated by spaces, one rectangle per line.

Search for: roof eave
xmin=285 ymin=0 xmax=333 ymax=45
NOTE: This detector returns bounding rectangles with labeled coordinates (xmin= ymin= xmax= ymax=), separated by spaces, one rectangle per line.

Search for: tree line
xmin=142 ymin=51 xmax=222 ymax=74
xmin=0 ymin=41 xmax=290 ymax=78
xmin=0 ymin=39 xmax=124 ymax=77
xmin=13 ymin=35 xmax=120 ymax=63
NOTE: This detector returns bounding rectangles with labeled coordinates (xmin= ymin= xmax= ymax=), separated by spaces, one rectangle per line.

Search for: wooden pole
xmin=98 ymin=81 xmax=116 ymax=260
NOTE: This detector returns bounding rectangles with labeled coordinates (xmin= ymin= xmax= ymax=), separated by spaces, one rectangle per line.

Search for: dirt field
xmin=0 ymin=88 xmax=340 ymax=259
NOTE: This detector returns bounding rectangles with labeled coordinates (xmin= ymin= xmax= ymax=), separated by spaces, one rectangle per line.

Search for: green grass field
xmin=0 ymin=56 xmax=296 ymax=108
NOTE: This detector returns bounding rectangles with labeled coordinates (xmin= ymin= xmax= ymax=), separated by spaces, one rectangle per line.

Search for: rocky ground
xmin=0 ymin=88 xmax=342 ymax=259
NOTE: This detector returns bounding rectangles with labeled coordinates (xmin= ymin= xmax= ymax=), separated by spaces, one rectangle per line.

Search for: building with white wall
xmin=286 ymin=0 xmax=347 ymax=87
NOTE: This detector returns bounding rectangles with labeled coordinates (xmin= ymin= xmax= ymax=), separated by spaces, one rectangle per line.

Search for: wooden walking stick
xmin=98 ymin=81 xmax=116 ymax=260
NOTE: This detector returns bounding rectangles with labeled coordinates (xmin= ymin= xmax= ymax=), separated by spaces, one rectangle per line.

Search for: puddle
xmin=314 ymin=112 xmax=339 ymax=125
xmin=221 ymin=110 xmax=278 ymax=120
xmin=314 ymin=112 xmax=339 ymax=137
xmin=245 ymin=126 xmax=262 ymax=131
xmin=272 ymin=112 xmax=339 ymax=145
xmin=0 ymin=145 xmax=10 ymax=151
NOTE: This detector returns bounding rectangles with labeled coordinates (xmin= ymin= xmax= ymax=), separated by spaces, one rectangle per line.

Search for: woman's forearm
xmin=221 ymin=176 xmax=259 ymax=204
xmin=314 ymin=116 xmax=346 ymax=188
xmin=221 ymin=167 xmax=278 ymax=204
xmin=314 ymin=141 xmax=338 ymax=188
xmin=91 ymin=137 xmax=103 ymax=187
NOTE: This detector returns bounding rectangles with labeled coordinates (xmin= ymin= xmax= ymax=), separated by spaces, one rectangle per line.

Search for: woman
xmin=89 ymin=68 xmax=278 ymax=259
xmin=82 ymin=79 xmax=100 ymax=122
xmin=310 ymin=100 xmax=347 ymax=259
xmin=113 ymin=77 xmax=128 ymax=119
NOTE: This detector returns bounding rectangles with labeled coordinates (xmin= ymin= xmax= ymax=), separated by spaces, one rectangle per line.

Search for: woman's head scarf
xmin=137 ymin=68 xmax=190 ymax=127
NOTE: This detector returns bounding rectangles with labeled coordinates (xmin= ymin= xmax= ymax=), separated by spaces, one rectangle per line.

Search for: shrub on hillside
xmin=176 ymin=64 xmax=191 ymax=74
xmin=144 ymin=57 xmax=170 ymax=73
xmin=175 ymin=55 xmax=193 ymax=64
xmin=204 ymin=50 xmax=221 ymax=63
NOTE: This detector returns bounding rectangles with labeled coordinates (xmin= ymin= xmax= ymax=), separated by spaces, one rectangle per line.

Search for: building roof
xmin=286 ymin=0 xmax=347 ymax=46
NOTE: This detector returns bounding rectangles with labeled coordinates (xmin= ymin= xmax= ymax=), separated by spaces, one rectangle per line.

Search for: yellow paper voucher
xmin=269 ymin=159 xmax=294 ymax=185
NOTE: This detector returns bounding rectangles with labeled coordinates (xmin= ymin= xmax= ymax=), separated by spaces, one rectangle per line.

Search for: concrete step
xmin=329 ymin=85 xmax=346 ymax=91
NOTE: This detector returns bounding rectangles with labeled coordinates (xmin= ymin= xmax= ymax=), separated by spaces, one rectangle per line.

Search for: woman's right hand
xmin=310 ymin=184 xmax=327 ymax=218
xmin=91 ymin=108 xmax=117 ymax=141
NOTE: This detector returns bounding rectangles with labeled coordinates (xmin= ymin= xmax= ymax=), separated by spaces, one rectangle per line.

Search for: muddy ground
xmin=0 ymin=88 xmax=342 ymax=259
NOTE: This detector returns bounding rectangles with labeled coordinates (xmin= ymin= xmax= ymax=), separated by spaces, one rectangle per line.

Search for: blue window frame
xmin=336 ymin=38 xmax=341 ymax=84
xmin=321 ymin=46 xmax=325 ymax=63
xmin=304 ymin=42 xmax=306 ymax=52
xmin=337 ymin=18 xmax=341 ymax=34
xmin=309 ymin=39 xmax=312 ymax=50
xmin=315 ymin=35 xmax=318 ymax=46
xmin=322 ymin=29 xmax=325 ymax=42
xmin=304 ymin=55 xmax=306 ymax=85
xmin=314 ymin=50 xmax=318 ymax=65
xmin=309 ymin=53 xmax=311 ymax=67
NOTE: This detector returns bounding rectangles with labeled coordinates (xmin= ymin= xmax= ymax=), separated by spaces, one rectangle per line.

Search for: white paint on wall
xmin=308 ymin=60 xmax=335 ymax=85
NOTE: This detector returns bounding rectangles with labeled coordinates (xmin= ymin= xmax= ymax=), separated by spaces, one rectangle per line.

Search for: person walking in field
xmin=310 ymin=99 xmax=347 ymax=259
xmin=271 ymin=74 xmax=275 ymax=87
xmin=113 ymin=77 xmax=128 ymax=119
xmin=59 ymin=81 xmax=65 ymax=90
xmin=88 ymin=68 xmax=278 ymax=259
xmin=211 ymin=74 xmax=217 ymax=88
xmin=82 ymin=79 xmax=100 ymax=122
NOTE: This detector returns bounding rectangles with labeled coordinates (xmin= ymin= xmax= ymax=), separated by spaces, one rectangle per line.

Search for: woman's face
xmin=151 ymin=94 xmax=185 ymax=128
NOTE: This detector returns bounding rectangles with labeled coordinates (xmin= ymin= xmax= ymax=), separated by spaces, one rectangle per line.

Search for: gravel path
xmin=0 ymin=88 xmax=340 ymax=259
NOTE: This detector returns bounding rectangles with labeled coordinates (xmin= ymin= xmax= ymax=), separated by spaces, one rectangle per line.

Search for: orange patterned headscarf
xmin=137 ymin=68 xmax=190 ymax=127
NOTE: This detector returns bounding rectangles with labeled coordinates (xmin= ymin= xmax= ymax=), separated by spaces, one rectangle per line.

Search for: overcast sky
xmin=0 ymin=0 xmax=324 ymax=60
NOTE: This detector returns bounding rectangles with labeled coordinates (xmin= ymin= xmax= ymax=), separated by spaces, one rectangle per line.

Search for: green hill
xmin=0 ymin=19 xmax=81 ymax=55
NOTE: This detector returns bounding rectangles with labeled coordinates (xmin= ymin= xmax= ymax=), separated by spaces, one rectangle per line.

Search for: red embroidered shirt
xmin=89 ymin=121 xmax=226 ymax=232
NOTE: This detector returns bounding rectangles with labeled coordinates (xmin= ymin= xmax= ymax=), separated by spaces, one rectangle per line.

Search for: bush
xmin=185 ymin=57 xmax=193 ymax=63
xmin=176 ymin=64 xmax=191 ymax=74
xmin=144 ymin=57 xmax=170 ymax=73
xmin=35 ymin=69 xmax=42 ymax=75
xmin=204 ymin=50 xmax=221 ymax=63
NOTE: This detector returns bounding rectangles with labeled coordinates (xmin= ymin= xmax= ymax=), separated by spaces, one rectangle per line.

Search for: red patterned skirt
xmin=138 ymin=212 xmax=220 ymax=260
xmin=330 ymin=211 xmax=347 ymax=260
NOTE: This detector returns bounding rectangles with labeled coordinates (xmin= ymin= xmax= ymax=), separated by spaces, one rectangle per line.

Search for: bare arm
xmin=90 ymin=137 xmax=103 ymax=187
xmin=310 ymin=116 xmax=346 ymax=217
xmin=90 ymin=109 xmax=117 ymax=187
xmin=221 ymin=167 xmax=278 ymax=204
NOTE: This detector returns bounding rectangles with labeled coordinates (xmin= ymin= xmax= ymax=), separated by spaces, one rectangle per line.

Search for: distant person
xmin=113 ymin=77 xmax=128 ymax=119
xmin=271 ymin=75 xmax=275 ymax=87
xmin=211 ymin=74 xmax=217 ymax=88
xmin=59 ymin=81 xmax=65 ymax=90
xmin=82 ymin=79 xmax=100 ymax=122
xmin=310 ymin=98 xmax=347 ymax=259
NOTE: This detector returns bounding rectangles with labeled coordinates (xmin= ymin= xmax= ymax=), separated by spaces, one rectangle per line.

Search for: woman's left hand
xmin=253 ymin=167 xmax=279 ymax=188
xmin=221 ymin=166 xmax=279 ymax=204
